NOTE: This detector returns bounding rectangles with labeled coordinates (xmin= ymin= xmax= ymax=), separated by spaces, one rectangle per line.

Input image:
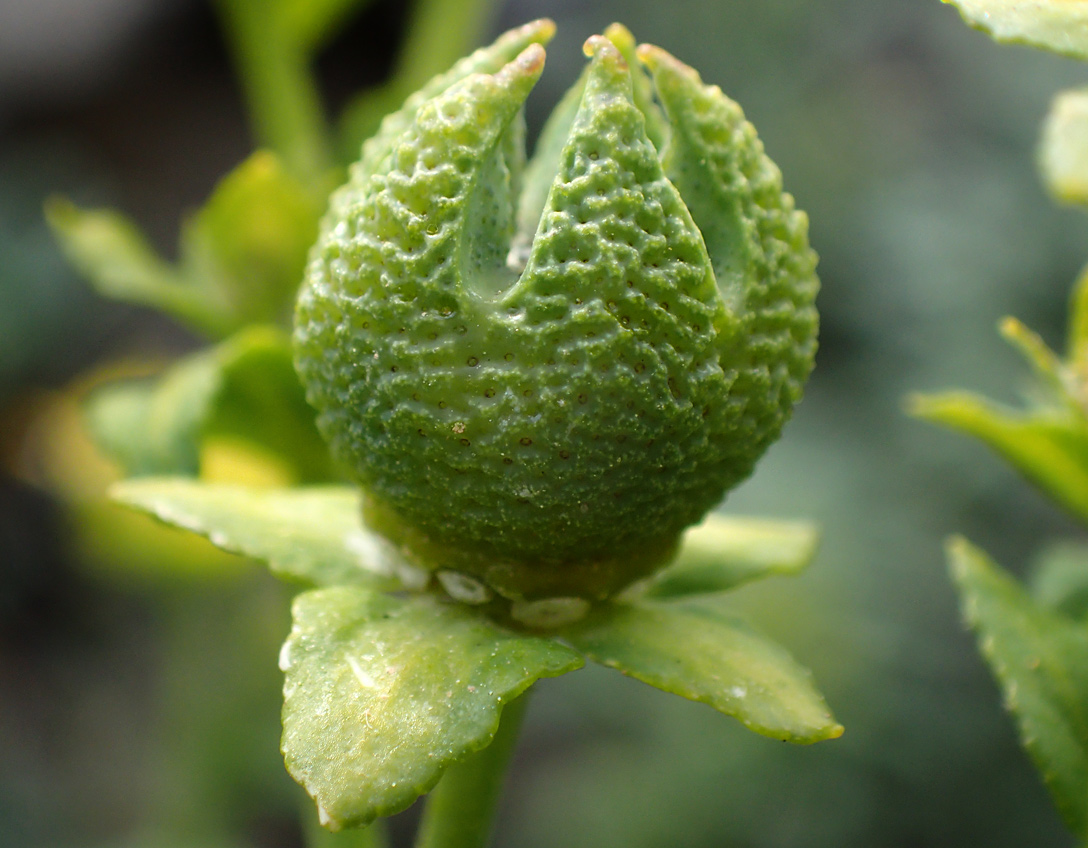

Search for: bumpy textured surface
xmin=294 ymin=23 xmax=819 ymax=601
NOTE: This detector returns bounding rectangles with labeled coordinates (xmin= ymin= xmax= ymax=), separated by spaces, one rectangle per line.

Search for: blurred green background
xmin=3 ymin=0 xmax=1088 ymax=846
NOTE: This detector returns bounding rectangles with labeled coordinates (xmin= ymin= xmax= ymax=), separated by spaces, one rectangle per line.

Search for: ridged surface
xmin=294 ymin=25 xmax=819 ymax=600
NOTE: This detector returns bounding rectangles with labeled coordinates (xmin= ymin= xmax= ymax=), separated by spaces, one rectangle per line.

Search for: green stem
xmin=214 ymin=0 xmax=333 ymax=187
xmin=413 ymin=690 xmax=532 ymax=848
xmin=305 ymin=815 xmax=390 ymax=848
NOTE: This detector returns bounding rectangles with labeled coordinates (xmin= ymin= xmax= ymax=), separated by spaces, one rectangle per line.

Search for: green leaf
xmin=88 ymin=353 xmax=222 ymax=477
xmin=642 ymin=513 xmax=819 ymax=599
xmin=941 ymin=0 xmax=1088 ymax=61
xmin=44 ymin=197 xmax=232 ymax=338
xmin=281 ymin=586 xmax=583 ymax=829
xmin=1031 ymin=541 xmax=1088 ymax=619
xmin=561 ymin=597 xmax=842 ymax=744
xmin=50 ymin=152 xmax=322 ymax=338
xmin=908 ymin=391 xmax=1088 ymax=525
xmin=88 ymin=326 xmax=332 ymax=483
xmin=948 ymin=536 xmax=1088 ymax=838
xmin=202 ymin=327 xmax=334 ymax=483
xmin=1041 ymin=88 xmax=1088 ymax=206
xmin=111 ymin=479 xmax=400 ymax=590
xmin=180 ymin=151 xmax=321 ymax=329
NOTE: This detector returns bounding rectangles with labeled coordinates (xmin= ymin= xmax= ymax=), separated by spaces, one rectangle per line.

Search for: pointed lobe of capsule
xmin=638 ymin=44 xmax=819 ymax=481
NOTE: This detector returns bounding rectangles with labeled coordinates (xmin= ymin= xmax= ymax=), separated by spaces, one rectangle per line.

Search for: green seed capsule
xmin=294 ymin=21 xmax=818 ymax=602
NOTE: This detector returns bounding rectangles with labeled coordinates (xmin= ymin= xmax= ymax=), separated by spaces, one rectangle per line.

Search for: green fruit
xmin=294 ymin=21 xmax=818 ymax=603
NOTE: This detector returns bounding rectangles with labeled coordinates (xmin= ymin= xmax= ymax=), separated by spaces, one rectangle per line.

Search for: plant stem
xmin=413 ymin=690 xmax=532 ymax=848
xmin=305 ymin=816 xmax=390 ymax=848
xmin=214 ymin=0 xmax=332 ymax=188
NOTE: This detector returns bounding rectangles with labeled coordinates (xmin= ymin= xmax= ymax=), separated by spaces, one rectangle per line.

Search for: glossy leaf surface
xmin=281 ymin=586 xmax=583 ymax=828
xmin=949 ymin=537 xmax=1088 ymax=838
xmin=941 ymin=0 xmax=1088 ymax=61
xmin=643 ymin=513 xmax=818 ymax=598
xmin=562 ymin=597 xmax=842 ymax=744
xmin=111 ymin=479 xmax=399 ymax=590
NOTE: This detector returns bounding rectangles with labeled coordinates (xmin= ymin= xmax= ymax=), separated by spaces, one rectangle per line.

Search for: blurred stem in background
xmin=214 ymin=0 xmax=495 ymax=190
xmin=414 ymin=693 xmax=531 ymax=848
xmin=214 ymin=0 xmax=338 ymax=187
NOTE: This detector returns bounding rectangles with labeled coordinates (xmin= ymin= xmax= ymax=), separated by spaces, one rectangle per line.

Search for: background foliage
xmin=3 ymin=0 xmax=1088 ymax=846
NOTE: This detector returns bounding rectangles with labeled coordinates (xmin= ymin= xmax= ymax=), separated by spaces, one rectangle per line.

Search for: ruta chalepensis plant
xmin=912 ymin=1 xmax=1088 ymax=841
xmin=64 ymin=18 xmax=841 ymax=846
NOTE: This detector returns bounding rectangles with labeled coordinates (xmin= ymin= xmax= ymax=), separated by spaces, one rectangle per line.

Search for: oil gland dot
xmin=519 ymin=437 xmax=533 ymax=446
xmin=467 ymin=356 xmax=479 ymax=366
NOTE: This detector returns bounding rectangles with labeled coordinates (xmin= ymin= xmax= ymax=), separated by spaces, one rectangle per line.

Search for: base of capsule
xmin=361 ymin=491 xmax=678 ymax=620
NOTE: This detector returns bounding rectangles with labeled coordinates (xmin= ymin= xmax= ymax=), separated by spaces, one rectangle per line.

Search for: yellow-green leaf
xmin=45 ymin=197 xmax=231 ymax=337
xmin=88 ymin=326 xmax=332 ymax=483
xmin=180 ymin=151 xmax=320 ymax=329
xmin=909 ymin=391 xmax=1088 ymax=525
xmin=50 ymin=152 xmax=321 ymax=338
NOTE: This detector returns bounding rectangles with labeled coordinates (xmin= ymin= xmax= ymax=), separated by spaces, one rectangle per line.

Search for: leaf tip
xmin=43 ymin=194 xmax=76 ymax=229
xmin=903 ymin=391 xmax=940 ymax=420
xmin=945 ymin=534 xmax=979 ymax=579
xmin=824 ymin=721 xmax=846 ymax=741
